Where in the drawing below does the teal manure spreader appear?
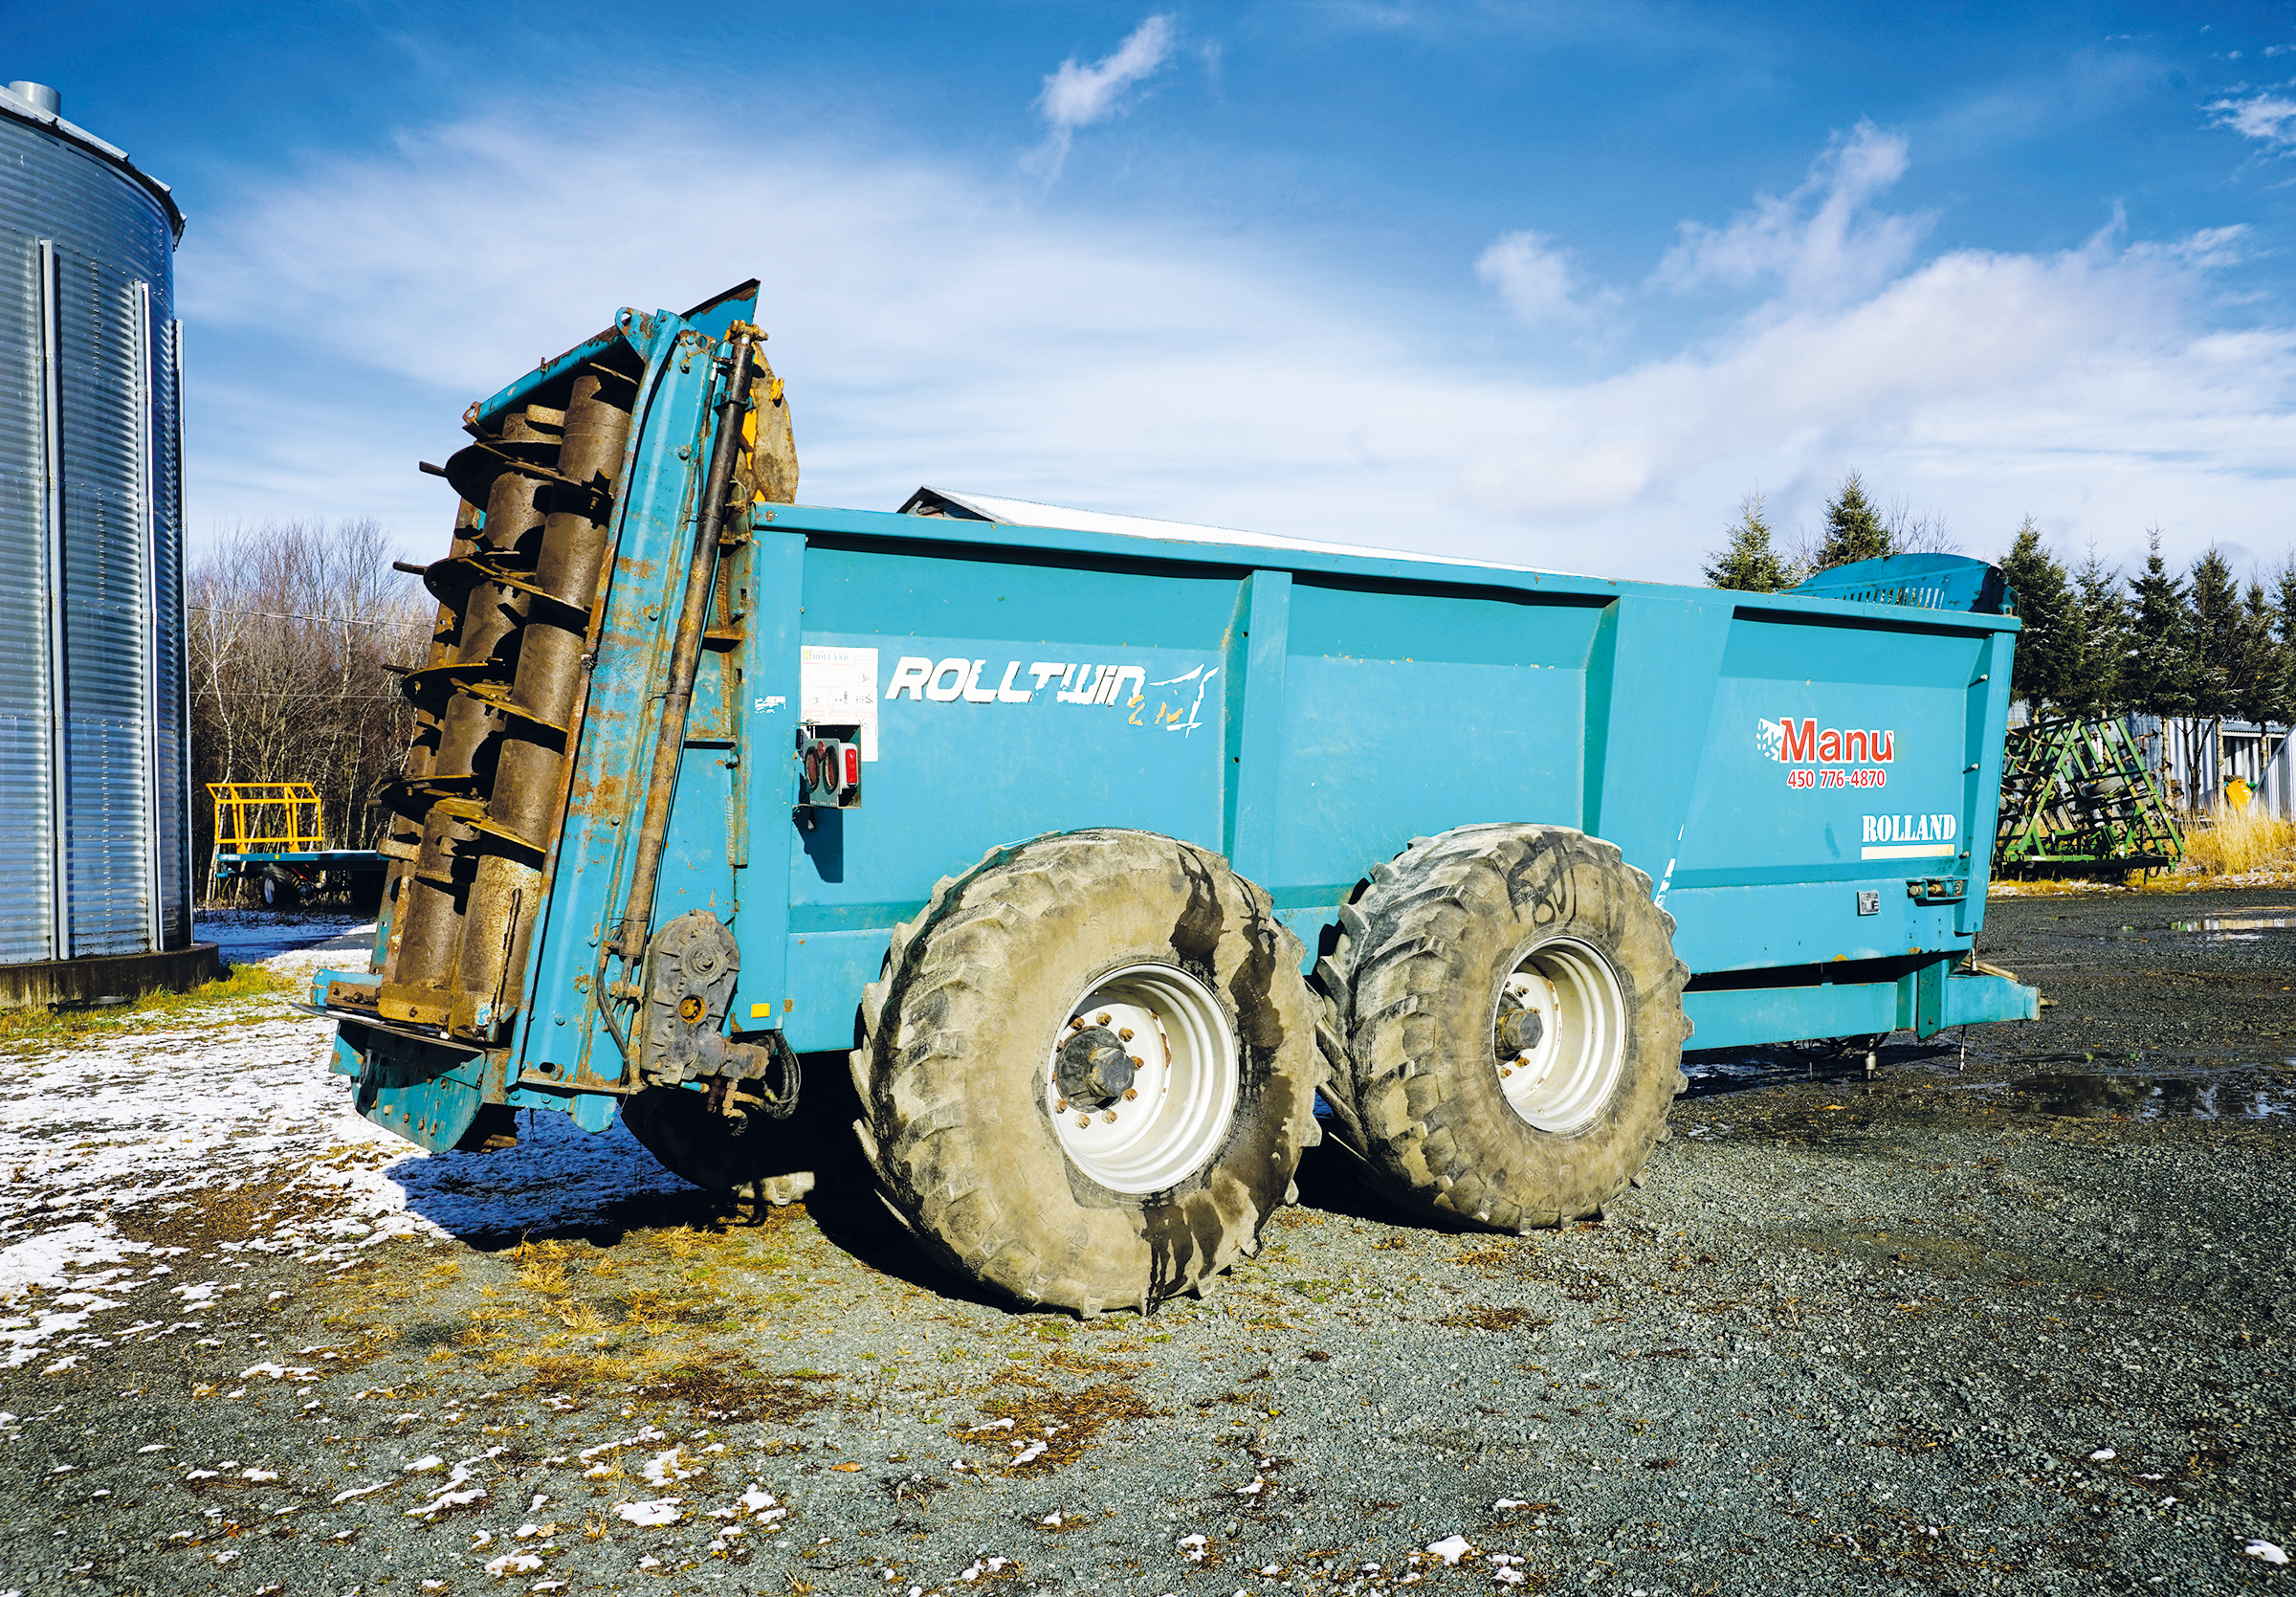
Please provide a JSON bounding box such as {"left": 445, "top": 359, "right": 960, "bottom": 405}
{"left": 313, "top": 281, "right": 2036, "bottom": 1315}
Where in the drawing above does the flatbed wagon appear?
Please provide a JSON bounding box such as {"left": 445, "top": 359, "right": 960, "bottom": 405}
{"left": 207, "top": 781, "right": 386, "bottom": 908}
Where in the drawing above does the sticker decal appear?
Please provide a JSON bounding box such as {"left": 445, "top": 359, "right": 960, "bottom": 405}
{"left": 1763, "top": 717, "right": 1896, "bottom": 765}
{"left": 801, "top": 646, "right": 878, "bottom": 761}
{"left": 1862, "top": 813, "right": 1956, "bottom": 860}
{"left": 884, "top": 656, "right": 1150, "bottom": 710}
{"left": 1147, "top": 666, "right": 1218, "bottom": 735}
{"left": 1766, "top": 715, "right": 1896, "bottom": 789}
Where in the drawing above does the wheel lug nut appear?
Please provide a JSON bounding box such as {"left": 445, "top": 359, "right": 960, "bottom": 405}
{"left": 1102, "top": 1111, "right": 1118, "bottom": 1123}
{"left": 1095, "top": 1011, "right": 1112, "bottom": 1025}
{"left": 1123, "top": 1088, "right": 1138, "bottom": 1101}
{"left": 1128, "top": 1054, "right": 1142, "bottom": 1068}
{"left": 1076, "top": 1114, "right": 1091, "bottom": 1128}
{"left": 1118, "top": 1028, "right": 1134, "bottom": 1041}
{"left": 1055, "top": 1098, "right": 1070, "bottom": 1113}
{"left": 1069, "top": 1017, "right": 1085, "bottom": 1031}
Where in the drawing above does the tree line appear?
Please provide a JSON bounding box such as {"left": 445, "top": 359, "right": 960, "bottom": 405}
{"left": 188, "top": 519, "right": 431, "bottom": 894}
{"left": 1702, "top": 471, "right": 1955, "bottom": 590}
{"left": 1994, "top": 522, "right": 2296, "bottom": 734}
{"left": 1703, "top": 472, "right": 2296, "bottom": 738}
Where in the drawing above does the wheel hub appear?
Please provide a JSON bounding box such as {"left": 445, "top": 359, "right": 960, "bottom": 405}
{"left": 1055, "top": 1026, "right": 1137, "bottom": 1105}
{"left": 1494, "top": 1000, "right": 1545, "bottom": 1057}
{"left": 1045, "top": 963, "right": 1238, "bottom": 1194}
{"left": 1491, "top": 938, "right": 1627, "bottom": 1134}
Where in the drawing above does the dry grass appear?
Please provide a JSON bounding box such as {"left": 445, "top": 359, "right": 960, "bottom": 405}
{"left": 554, "top": 1300, "right": 608, "bottom": 1336}
{"left": 112, "top": 1176, "right": 308, "bottom": 1253}
{"left": 1437, "top": 1305, "right": 1554, "bottom": 1332}
{"left": 1988, "top": 876, "right": 2130, "bottom": 898}
{"left": 631, "top": 1362, "right": 841, "bottom": 1423}
{"left": 2183, "top": 804, "right": 2296, "bottom": 878}
{"left": 0, "top": 964, "right": 295, "bottom": 1052}
{"left": 1036, "top": 1345, "right": 1143, "bottom": 1378}
{"left": 511, "top": 1239, "right": 572, "bottom": 1296}
{"left": 526, "top": 1351, "right": 621, "bottom": 1389}
{"left": 958, "top": 1368, "right": 1158, "bottom": 1472}
{"left": 658, "top": 1227, "right": 716, "bottom": 1261}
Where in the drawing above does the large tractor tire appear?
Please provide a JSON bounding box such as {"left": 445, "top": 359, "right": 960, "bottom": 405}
{"left": 850, "top": 829, "right": 1321, "bottom": 1317}
{"left": 1314, "top": 824, "right": 1689, "bottom": 1232}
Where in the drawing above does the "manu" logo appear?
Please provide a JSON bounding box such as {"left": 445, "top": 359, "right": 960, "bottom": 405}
{"left": 1760, "top": 717, "right": 1896, "bottom": 765}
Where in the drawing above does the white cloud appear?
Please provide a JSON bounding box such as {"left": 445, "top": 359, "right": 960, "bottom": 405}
{"left": 1655, "top": 122, "right": 1929, "bottom": 304}
{"left": 2208, "top": 91, "right": 2296, "bottom": 145}
{"left": 1466, "top": 230, "right": 2223, "bottom": 519}
{"left": 1030, "top": 15, "right": 1176, "bottom": 180}
{"left": 1475, "top": 231, "right": 1594, "bottom": 326}
{"left": 2133, "top": 222, "right": 2249, "bottom": 268}
{"left": 175, "top": 107, "right": 2296, "bottom": 586}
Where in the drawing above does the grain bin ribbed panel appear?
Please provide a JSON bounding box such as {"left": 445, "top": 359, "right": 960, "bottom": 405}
{"left": 0, "top": 232, "right": 51, "bottom": 965}
{"left": 152, "top": 318, "right": 188, "bottom": 947}
{"left": 0, "top": 84, "right": 191, "bottom": 974}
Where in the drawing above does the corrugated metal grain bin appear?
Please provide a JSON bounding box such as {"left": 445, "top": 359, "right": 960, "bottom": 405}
{"left": 0, "top": 79, "right": 210, "bottom": 1006}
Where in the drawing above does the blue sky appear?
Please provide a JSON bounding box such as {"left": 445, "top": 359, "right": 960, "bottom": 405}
{"left": 12, "top": 1, "right": 2295, "bottom": 583}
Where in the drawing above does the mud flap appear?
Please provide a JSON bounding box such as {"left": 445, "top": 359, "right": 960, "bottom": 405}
{"left": 348, "top": 1026, "right": 490, "bottom": 1152}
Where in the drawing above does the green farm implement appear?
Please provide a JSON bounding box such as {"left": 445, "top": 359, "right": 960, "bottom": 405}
{"left": 1994, "top": 716, "right": 2182, "bottom": 876}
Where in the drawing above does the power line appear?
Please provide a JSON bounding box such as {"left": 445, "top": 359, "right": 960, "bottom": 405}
{"left": 188, "top": 606, "right": 429, "bottom": 630}
{"left": 192, "top": 690, "right": 410, "bottom": 701}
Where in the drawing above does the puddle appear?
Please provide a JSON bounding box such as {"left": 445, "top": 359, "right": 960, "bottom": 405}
{"left": 2167, "top": 914, "right": 2296, "bottom": 940}
{"left": 2002, "top": 1070, "right": 2296, "bottom": 1120}
{"left": 1681, "top": 1041, "right": 1898, "bottom": 1098}
{"left": 1683, "top": 1043, "right": 2296, "bottom": 1123}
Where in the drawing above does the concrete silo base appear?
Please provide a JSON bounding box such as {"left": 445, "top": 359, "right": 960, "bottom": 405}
{"left": 0, "top": 943, "right": 222, "bottom": 1011}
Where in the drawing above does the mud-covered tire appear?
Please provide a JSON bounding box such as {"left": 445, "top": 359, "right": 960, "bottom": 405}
{"left": 1314, "top": 823, "right": 1689, "bottom": 1232}
{"left": 850, "top": 829, "right": 1321, "bottom": 1317}
{"left": 622, "top": 1087, "right": 815, "bottom": 1206}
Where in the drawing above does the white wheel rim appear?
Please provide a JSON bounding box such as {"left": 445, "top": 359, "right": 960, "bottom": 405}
{"left": 1493, "top": 938, "right": 1627, "bottom": 1133}
{"left": 1046, "top": 962, "right": 1238, "bottom": 1194}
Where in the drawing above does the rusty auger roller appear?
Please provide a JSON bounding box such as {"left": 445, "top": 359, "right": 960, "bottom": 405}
{"left": 367, "top": 340, "right": 648, "bottom": 1043}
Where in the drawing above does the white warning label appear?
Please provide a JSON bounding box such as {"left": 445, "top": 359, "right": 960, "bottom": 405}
{"left": 800, "top": 645, "right": 878, "bottom": 762}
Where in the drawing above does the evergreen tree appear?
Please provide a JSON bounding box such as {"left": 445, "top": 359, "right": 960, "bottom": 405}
{"left": 2232, "top": 579, "right": 2288, "bottom": 732}
{"left": 2187, "top": 546, "right": 2241, "bottom": 726}
{"left": 1703, "top": 492, "right": 1797, "bottom": 592}
{"left": 2277, "top": 558, "right": 2296, "bottom": 729}
{"left": 2121, "top": 529, "right": 2194, "bottom": 721}
{"left": 1814, "top": 471, "right": 1894, "bottom": 570}
{"left": 1998, "top": 516, "right": 2071, "bottom": 714}
{"left": 2060, "top": 552, "right": 2128, "bottom": 718}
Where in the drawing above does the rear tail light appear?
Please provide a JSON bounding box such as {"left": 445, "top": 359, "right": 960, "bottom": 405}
{"left": 797, "top": 723, "right": 863, "bottom": 810}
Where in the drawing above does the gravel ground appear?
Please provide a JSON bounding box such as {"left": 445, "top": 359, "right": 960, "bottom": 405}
{"left": 0, "top": 890, "right": 2290, "bottom": 1596}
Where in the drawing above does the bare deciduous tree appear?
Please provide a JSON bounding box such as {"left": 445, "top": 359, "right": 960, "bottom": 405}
{"left": 187, "top": 519, "right": 430, "bottom": 898}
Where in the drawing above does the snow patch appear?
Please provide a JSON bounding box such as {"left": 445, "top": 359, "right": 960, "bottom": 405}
{"left": 615, "top": 1498, "right": 683, "bottom": 1526}
{"left": 642, "top": 1447, "right": 698, "bottom": 1485}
